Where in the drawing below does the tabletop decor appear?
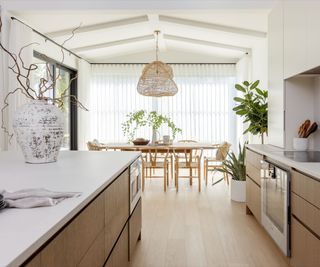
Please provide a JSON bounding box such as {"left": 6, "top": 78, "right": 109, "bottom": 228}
{"left": 233, "top": 80, "right": 268, "bottom": 144}
{"left": 122, "top": 109, "right": 181, "bottom": 144}
{"left": 0, "top": 18, "right": 87, "bottom": 163}
{"left": 137, "top": 30, "right": 178, "bottom": 97}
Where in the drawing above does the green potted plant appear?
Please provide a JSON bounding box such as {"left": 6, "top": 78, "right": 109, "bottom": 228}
{"left": 122, "top": 110, "right": 181, "bottom": 143}
{"left": 233, "top": 80, "right": 268, "bottom": 144}
{"left": 218, "top": 143, "right": 246, "bottom": 202}
{"left": 147, "top": 111, "right": 181, "bottom": 144}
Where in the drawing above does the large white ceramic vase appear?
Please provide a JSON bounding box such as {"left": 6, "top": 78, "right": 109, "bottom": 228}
{"left": 13, "top": 100, "right": 65, "bottom": 164}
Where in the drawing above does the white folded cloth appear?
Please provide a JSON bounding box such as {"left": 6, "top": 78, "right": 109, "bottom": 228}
{"left": 0, "top": 188, "right": 81, "bottom": 209}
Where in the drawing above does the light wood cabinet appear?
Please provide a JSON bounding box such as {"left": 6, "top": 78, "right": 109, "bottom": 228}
{"left": 246, "top": 149, "right": 263, "bottom": 170}
{"left": 246, "top": 163, "right": 261, "bottom": 186}
{"left": 129, "top": 199, "right": 142, "bottom": 260}
{"left": 290, "top": 217, "right": 320, "bottom": 267}
{"left": 291, "top": 169, "right": 320, "bottom": 267}
{"left": 291, "top": 169, "right": 320, "bottom": 208}
{"left": 291, "top": 193, "right": 320, "bottom": 237}
{"left": 21, "top": 166, "right": 139, "bottom": 267}
{"left": 246, "top": 177, "right": 261, "bottom": 223}
{"left": 24, "top": 255, "right": 41, "bottom": 267}
{"left": 105, "top": 169, "right": 130, "bottom": 260}
{"left": 78, "top": 230, "right": 105, "bottom": 267}
{"left": 245, "top": 149, "right": 262, "bottom": 223}
{"left": 40, "top": 192, "right": 105, "bottom": 267}
{"left": 104, "top": 224, "right": 129, "bottom": 267}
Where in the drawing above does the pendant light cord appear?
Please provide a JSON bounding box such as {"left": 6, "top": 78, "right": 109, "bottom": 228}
{"left": 155, "top": 30, "right": 160, "bottom": 61}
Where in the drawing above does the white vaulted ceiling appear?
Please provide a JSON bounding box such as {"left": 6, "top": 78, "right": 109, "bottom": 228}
{"left": 10, "top": 2, "right": 270, "bottom": 63}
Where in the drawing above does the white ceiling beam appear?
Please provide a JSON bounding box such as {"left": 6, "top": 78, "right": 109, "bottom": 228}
{"left": 147, "top": 14, "right": 167, "bottom": 51}
{"left": 46, "top": 15, "right": 149, "bottom": 38}
{"left": 72, "top": 35, "right": 154, "bottom": 53}
{"left": 159, "top": 15, "right": 267, "bottom": 38}
{"left": 164, "top": 34, "right": 250, "bottom": 53}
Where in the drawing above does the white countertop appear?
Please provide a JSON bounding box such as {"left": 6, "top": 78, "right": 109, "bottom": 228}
{"left": 0, "top": 151, "right": 140, "bottom": 267}
{"left": 247, "top": 144, "right": 320, "bottom": 180}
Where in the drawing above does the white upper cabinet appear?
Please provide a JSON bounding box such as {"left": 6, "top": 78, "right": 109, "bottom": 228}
{"left": 306, "top": 1, "right": 320, "bottom": 71}
{"left": 283, "top": 1, "right": 320, "bottom": 79}
{"left": 283, "top": 1, "right": 308, "bottom": 79}
{"left": 268, "top": 1, "right": 285, "bottom": 147}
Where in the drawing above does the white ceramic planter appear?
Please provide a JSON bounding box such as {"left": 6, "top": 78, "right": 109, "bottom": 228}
{"left": 293, "top": 137, "right": 309, "bottom": 151}
{"left": 230, "top": 179, "right": 246, "bottom": 202}
{"left": 13, "top": 100, "right": 65, "bottom": 164}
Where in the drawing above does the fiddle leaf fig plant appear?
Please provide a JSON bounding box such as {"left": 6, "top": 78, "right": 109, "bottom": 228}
{"left": 233, "top": 80, "right": 268, "bottom": 144}
{"left": 122, "top": 110, "right": 182, "bottom": 142}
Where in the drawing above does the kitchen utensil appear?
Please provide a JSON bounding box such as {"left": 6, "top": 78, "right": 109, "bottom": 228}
{"left": 305, "top": 122, "right": 318, "bottom": 138}
{"left": 299, "top": 119, "right": 311, "bottom": 138}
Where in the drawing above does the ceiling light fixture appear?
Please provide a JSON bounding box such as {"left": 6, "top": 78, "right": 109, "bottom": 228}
{"left": 137, "top": 30, "right": 178, "bottom": 97}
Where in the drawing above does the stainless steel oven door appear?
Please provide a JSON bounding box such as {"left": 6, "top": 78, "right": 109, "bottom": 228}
{"left": 130, "top": 158, "right": 142, "bottom": 214}
{"left": 261, "top": 161, "right": 290, "bottom": 256}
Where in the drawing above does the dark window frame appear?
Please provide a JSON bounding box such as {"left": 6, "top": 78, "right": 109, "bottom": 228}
{"left": 33, "top": 51, "right": 78, "bottom": 150}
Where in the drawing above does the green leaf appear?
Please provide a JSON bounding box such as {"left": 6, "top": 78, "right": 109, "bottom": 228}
{"left": 233, "top": 97, "right": 244, "bottom": 102}
{"left": 235, "top": 84, "right": 246, "bottom": 93}
{"left": 243, "top": 81, "right": 250, "bottom": 87}
{"left": 250, "top": 80, "right": 260, "bottom": 90}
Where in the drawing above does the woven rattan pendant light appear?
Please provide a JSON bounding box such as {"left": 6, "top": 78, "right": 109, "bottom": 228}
{"left": 137, "top": 30, "right": 178, "bottom": 97}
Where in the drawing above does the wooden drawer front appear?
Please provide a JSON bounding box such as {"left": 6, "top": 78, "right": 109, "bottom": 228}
{"left": 24, "top": 254, "right": 41, "bottom": 267}
{"left": 105, "top": 169, "right": 130, "bottom": 259}
{"left": 78, "top": 229, "right": 105, "bottom": 267}
{"left": 246, "top": 162, "right": 261, "bottom": 186}
{"left": 246, "top": 149, "right": 263, "bottom": 170}
{"left": 290, "top": 216, "right": 320, "bottom": 267}
{"left": 292, "top": 193, "right": 320, "bottom": 237}
{"left": 246, "top": 177, "right": 261, "bottom": 223}
{"left": 104, "top": 223, "right": 129, "bottom": 267}
{"left": 291, "top": 169, "right": 320, "bottom": 208}
{"left": 129, "top": 198, "right": 142, "bottom": 260}
{"left": 40, "top": 193, "right": 105, "bottom": 267}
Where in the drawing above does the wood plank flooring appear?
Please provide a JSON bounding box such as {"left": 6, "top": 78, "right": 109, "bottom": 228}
{"left": 130, "top": 176, "right": 290, "bottom": 267}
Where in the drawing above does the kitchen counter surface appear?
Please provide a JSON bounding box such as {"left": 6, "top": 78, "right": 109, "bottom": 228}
{"left": 0, "top": 151, "right": 140, "bottom": 267}
{"left": 247, "top": 144, "right": 320, "bottom": 181}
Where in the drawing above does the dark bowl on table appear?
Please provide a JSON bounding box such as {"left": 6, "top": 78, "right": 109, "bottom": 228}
{"left": 132, "top": 139, "right": 150, "bottom": 146}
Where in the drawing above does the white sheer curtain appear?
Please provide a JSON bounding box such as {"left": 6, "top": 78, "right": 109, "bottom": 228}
{"left": 89, "top": 64, "right": 236, "bottom": 147}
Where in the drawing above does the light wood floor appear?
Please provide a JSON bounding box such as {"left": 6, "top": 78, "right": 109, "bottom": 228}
{"left": 130, "top": 175, "right": 290, "bottom": 267}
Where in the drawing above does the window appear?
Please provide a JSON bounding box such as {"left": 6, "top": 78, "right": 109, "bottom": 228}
{"left": 90, "top": 64, "right": 236, "bottom": 146}
{"left": 33, "top": 52, "right": 78, "bottom": 150}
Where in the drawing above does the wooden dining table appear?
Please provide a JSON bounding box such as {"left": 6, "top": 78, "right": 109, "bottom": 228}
{"left": 104, "top": 142, "right": 216, "bottom": 153}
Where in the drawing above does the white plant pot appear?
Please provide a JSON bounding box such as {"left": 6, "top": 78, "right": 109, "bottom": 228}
{"left": 13, "top": 100, "right": 65, "bottom": 164}
{"left": 230, "top": 179, "right": 246, "bottom": 202}
{"left": 293, "top": 137, "right": 309, "bottom": 151}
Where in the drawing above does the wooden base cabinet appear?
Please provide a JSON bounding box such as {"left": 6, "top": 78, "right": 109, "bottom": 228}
{"left": 245, "top": 149, "right": 262, "bottom": 223}
{"left": 290, "top": 217, "right": 320, "bottom": 267}
{"left": 129, "top": 199, "right": 142, "bottom": 260}
{"left": 104, "top": 223, "right": 129, "bottom": 267}
{"left": 22, "top": 167, "right": 140, "bottom": 267}
{"left": 246, "top": 177, "right": 261, "bottom": 223}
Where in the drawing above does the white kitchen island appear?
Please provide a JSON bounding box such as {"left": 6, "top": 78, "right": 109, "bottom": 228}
{"left": 0, "top": 151, "right": 141, "bottom": 267}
